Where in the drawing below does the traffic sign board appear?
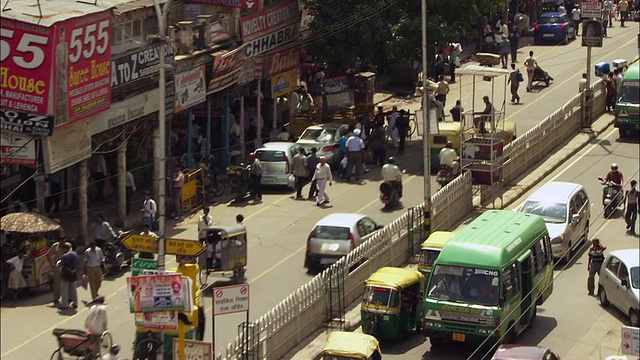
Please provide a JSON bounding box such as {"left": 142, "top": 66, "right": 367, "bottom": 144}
{"left": 213, "top": 284, "right": 250, "bottom": 315}
{"left": 123, "top": 234, "right": 158, "bottom": 253}
{"left": 131, "top": 258, "right": 157, "bottom": 276}
{"left": 165, "top": 238, "right": 205, "bottom": 256}
{"left": 621, "top": 325, "right": 639, "bottom": 356}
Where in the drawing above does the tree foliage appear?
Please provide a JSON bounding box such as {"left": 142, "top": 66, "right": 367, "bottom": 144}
{"left": 301, "top": 0, "right": 504, "bottom": 74}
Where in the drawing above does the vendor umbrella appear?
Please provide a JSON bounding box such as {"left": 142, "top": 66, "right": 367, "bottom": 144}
{"left": 0, "top": 212, "right": 61, "bottom": 233}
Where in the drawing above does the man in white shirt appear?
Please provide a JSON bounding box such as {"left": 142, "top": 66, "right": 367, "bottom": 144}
{"left": 381, "top": 157, "right": 403, "bottom": 197}
{"left": 85, "top": 296, "right": 108, "bottom": 357}
{"left": 312, "top": 157, "right": 333, "bottom": 206}
{"left": 172, "top": 165, "right": 185, "bottom": 219}
{"left": 436, "top": 76, "right": 450, "bottom": 108}
{"left": 84, "top": 241, "right": 105, "bottom": 300}
{"left": 346, "top": 129, "right": 366, "bottom": 182}
{"left": 139, "top": 224, "right": 158, "bottom": 259}
{"left": 6, "top": 251, "right": 27, "bottom": 300}
{"left": 386, "top": 107, "right": 399, "bottom": 148}
{"left": 571, "top": 5, "right": 581, "bottom": 35}
{"left": 578, "top": 73, "right": 588, "bottom": 94}
{"left": 439, "top": 141, "right": 459, "bottom": 173}
{"left": 125, "top": 170, "right": 136, "bottom": 214}
{"left": 141, "top": 191, "right": 157, "bottom": 229}
{"left": 198, "top": 207, "right": 213, "bottom": 233}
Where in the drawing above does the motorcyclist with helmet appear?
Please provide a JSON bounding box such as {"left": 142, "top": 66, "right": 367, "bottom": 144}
{"left": 438, "top": 141, "right": 459, "bottom": 175}
{"left": 602, "top": 163, "right": 624, "bottom": 191}
{"left": 381, "top": 157, "right": 403, "bottom": 198}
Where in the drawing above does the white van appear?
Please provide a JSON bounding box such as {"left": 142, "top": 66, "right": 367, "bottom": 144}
{"left": 518, "top": 182, "right": 590, "bottom": 262}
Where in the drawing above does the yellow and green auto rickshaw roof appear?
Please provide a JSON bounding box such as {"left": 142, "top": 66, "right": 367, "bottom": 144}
{"left": 365, "top": 267, "right": 425, "bottom": 289}
{"left": 420, "top": 231, "right": 455, "bottom": 250}
{"left": 200, "top": 223, "right": 247, "bottom": 238}
{"left": 322, "top": 331, "right": 380, "bottom": 359}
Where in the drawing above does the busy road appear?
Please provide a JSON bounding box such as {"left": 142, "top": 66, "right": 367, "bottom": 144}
{"left": 1, "top": 22, "right": 638, "bottom": 360}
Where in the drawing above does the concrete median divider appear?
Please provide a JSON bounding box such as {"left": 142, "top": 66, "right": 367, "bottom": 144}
{"left": 217, "top": 82, "right": 608, "bottom": 359}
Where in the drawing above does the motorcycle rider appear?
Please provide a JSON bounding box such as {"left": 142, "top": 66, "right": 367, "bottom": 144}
{"left": 439, "top": 141, "right": 459, "bottom": 175}
{"left": 602, "top": 163, "right": 624, "bottom": 202}
{"left": 381, "top": 157, "right": 403, "bottom": 198}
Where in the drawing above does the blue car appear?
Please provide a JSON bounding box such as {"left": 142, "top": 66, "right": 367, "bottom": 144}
{"left": 533, "top": 12, "right": 576, "bottom": 45}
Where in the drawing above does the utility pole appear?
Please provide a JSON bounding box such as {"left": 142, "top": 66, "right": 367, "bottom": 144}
{"left": 421, "top": 0, "right": 432, "bottom": 235}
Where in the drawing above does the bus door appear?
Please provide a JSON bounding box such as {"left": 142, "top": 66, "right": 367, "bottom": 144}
{"left": 518, "top": 252, "right": 533, "bottom": 325}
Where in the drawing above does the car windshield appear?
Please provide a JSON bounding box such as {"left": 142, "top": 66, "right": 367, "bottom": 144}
{"left": 521, "top": 201, "right": 567, "bottom": 223}
{"left": 428, "top": 265, "right": 501, "bottom": 306}
{"left": 312, "top": 226, "right": 350, "bottom": 240}
{"left": 631, "top": 266, "right": 639, "bottom": 289}
{"left": 300, "top": 128, "right": 334, "bottom": 142}
{"left": 362, "top": 285, "right": 399, "bottom": 308}
{"left": 256, "top": 150, "right": 286, "bottom": 162}
{"left": 538, "top": 16, "right": 565, "bottom": 25}
{"left": 620, "top": 82, "right": 640, "bottom": 104}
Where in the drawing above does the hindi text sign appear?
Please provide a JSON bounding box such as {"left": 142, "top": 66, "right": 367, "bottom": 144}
{"left": 123, "top": 234, "right": 159, "bottom": 253}
{"left": 135, "top": 311, "right": 178, "bottom": 330}
{"left": 165, "top": 238, "right": 205, "bottom": 256}
{"left": 213, "top": 284, "right": 250, "bottom": 315}
{"left": 581, "top": 0, "right": 603, "bottom": 19}
{"left": 621, "top": 325, "right": 639, "bottom": 356}
{"left": 172, "top": 339, "right": 212, "bottom": 360}
{"left": 131, "top": 258, "right": 157, "bottom": 276}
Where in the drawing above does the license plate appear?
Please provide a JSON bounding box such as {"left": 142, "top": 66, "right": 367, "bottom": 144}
{"left": 452, "top": 333, "right": 466, "bottom": 342}
{"left": 543, "top": 33, "right": 554, "bottom": 37}
{"left": 320, "top": 258, "right": 337, "bottom": 265}
{"left": 262, "top": 177, "right": 276, "bottom": 183}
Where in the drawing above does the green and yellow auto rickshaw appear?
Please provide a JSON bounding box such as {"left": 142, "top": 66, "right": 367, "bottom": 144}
{"left": 321, "top": 331, "right": 382, "bottom": 360}
{"left": 361, "top": 267, "right": 426, "bottom": 340}
{"left": 418, "top": 231, "right": 455, "bottom": 278}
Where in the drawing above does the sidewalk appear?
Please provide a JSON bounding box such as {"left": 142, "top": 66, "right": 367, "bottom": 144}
{"left": 284, "top": 114, "right": 615, "bottom": 360}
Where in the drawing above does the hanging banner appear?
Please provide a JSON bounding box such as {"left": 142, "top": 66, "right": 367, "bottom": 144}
{"left": 266, "top": 43, "right": 300, "bottom": 77}
{"left": 207, "top": 43, "right": 248, "bottom": 94}
{"left": 240, "top": 0, "right": 300, "bottom": 57}
{"left": 1, "top": 131, "right": 36, "bottom": 166}
{"left": 0, "top": 109, "right": 54, "bottom": 136}
{"left": 42, "top": 119, "right": 91, "bottom": 174}
{"left": 127, "top": 274, "right": 188, "bottom": 313}
{"left": 271, "top": 68, "right": 299, "bottom": 98}
{"left": 175, "top": 66, "right": 207, "bottom": 113}
{"left": 0, "top": 19, "right": 56, "bottom": 116}
{"left": 581, "top": 20, "right": 603, "bottom": 47}
{"left": 54, "top": 10, "right": 112, "bottom": 128}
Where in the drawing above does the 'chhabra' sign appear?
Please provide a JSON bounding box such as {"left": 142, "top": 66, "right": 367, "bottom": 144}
{"left": 0, "top": 109, "right": 54, "bottom": 136}
{"left": 207, "top": 43, "right": 248, "bottom": 94}
{"left": 240, "top": 0, "right": 300, "bottom": 58}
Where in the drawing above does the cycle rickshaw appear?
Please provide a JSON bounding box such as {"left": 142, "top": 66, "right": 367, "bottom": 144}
{"left": 198, "top": 223, "right": 247, "bottom": 286}
{"left": 50, "top": 328, "right": 112, "bottom": 359}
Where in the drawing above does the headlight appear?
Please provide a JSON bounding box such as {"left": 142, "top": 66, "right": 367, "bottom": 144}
{"left": 551, "top": 235, "right": 564, "bottom": 244}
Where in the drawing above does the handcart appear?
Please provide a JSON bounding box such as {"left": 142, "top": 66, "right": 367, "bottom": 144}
{"left": 50, "top": 328, "right": 112, "bottom": 359}
{"left": 532, "top": 66, "right": 554, "bottom": 87}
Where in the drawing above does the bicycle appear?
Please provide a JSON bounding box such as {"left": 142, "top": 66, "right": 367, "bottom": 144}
{"left": 50, "top": 328, "right": 112, "bottom": 359}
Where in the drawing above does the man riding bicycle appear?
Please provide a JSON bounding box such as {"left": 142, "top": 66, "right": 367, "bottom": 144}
{"left": 85, "top": 296, "right": 108, "bottom": 359}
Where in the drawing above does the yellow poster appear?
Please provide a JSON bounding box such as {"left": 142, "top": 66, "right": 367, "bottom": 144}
{"left": 271, "top": 68, "right": 299, "bottom": 98}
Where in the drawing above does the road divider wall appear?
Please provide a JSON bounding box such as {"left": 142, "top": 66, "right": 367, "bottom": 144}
{"left": 218, "top": 83, "right": 605, "bottom": 359}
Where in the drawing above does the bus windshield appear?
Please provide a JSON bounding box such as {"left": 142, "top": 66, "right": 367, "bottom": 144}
{"left": 362, "top": 286, "right": 399, "bottom": 308}
{"left": 619, "top": 82, "right": 640, "bottom": 104}
{"left": 428, "top": 265, "right": 501, "bottom": 306}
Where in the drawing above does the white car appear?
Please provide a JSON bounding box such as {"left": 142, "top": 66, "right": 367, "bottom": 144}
{"left": 598, "top": 249, "right": 640, "bottom": 327}
{"left": 254, "top": 142, "right": 300, "bottom": 189}
{"left": 304, "top": 213, "right": 383, "bottom": 271}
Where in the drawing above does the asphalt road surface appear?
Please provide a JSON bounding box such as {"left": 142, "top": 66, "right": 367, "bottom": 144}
{"left": 1, "top": 24, "right": 638, "bottom": 360}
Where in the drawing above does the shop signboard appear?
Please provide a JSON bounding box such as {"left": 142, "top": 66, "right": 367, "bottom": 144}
{"left": 42, "top": 119, "right": 91, "bottom": 174}
{"left": 208, "top": 43, "right": 248, "bottom": 94}
{"left": 581, "top": 0, "right": 603, "bottom": 19}
{"left": 185, "top": 0, "right": 258, "bottom": 10}
{"left": 0, "top": 131, "right": 36, "bottom": 166}
{"left": 239, "top": 56, "right": 263, "bottom": 84}
{"left": 0, "top": 109, "right": 54, "bottom": 136}
{"left": 172, "top": 339, "right": 212, "bottom": 360}
{"left": 240, "top": 0, "right": 300, "bottom": 57}
{"left": 110, "top": 43, "right": 176, "bottom": 88}
{"left": 0, "top": 19, "right": 56, "bottom": 116}
{"left": 175, "top": 66, "right": 206, "bottom": 113}
{"left": 135, "top": 311, "right": 178, "bottom": 330}
{"left": 581, "top": 20, "right": 603, "bottom": 47}
{"left": 127, "top": 274, "right": 188, "bottom": 313}
{"left": 323, "top": 77, "right": 352, "bottom": 110}
{"left": 54, "top": 10, "right": 112, "bottom": 128}
{"left": 266, "top": 43, "right": 300, "bottom": 78}
{"left": 271, "top": 68, "right": 298, "bottom": 98}
{"left": 90, "top": 88, "right": 160, "bottom": 136}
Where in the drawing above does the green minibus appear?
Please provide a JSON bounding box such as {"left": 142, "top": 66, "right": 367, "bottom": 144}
{"left": 421, "top": 210, "right": 554, "bottom": 346}
{"left": 614, "top": 61, "right": 639, "bottom": 138}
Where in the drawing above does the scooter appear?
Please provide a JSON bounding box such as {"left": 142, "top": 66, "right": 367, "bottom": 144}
{"left": 436, "top": 161, "right": 460, "bottom": 188}
{"left": 598, "top": 177, "right": 622, "bottom": 218}
{"left": 379, "top": 182, "right": 400, "bottom": 210}
{"left": 102, "top": 230, "right": 134, "bottom": 275}
{"left": 227, "top": 164, "right": 252, "bottom": 201}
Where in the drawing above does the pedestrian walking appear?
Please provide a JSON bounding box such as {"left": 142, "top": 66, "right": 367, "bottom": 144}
{"left": 507, "top": 63, "right": 523, "bottom": 103}
{"left": 603, "top": 72, "right": 617, "bottom": 112}
{"left": 312, "top": 157, "right": 333, "bottom": 206}
{"left": 508, "top": 27, "right": 519, "bottom": 63}
{"left": 618, "top": 0, "right": 629, "bottom": 26}
{"left": 571, "top": 5, "right": 581, "bottom": 34}
{"left": 172, "top": 165, "right": 185, "bottom": 219}
{"left": 84, "top": 240, "right": 106, "bottom": 301}
{"left": 138, "top": 224, "right": 158, "bottom": 259}
{"left": 578, "top": 73, "right": 588, "bottom": 93}
{"left": 370, "top": 125, "right": 387, "bottom": 167}
{"left": 249, "top": 153, "right": 262, "bottom": 201}
{"left": 292, "top": 148, "right": 308, "bottom": 199}
{"left": 435, "top": 76, "right": 450, "bottom": 108}
{"left": 91, "top": 214, "right": 117, "bottom": 248}
{"left": 346, "top": 128, "right": 365, "bottom": 182}
{"left": 198, "top": 207, "right": 213, "bottom": 232}
{"left": 524, "top": 51, "right": 538, "bottom": 92}
{"left": 602, "top": 5, "right": 610, "bottom": 36}
{"left": 386, "top": 107, "right": 399, "bottom": 148}
{"left": 448, "top": 44, "right": 458, "bottom": 83}
{"left": 47, "top": 234, "right": 68, "bottom": 305}
{"left": 449, "top": 100, "right": 464, "bottom": 122}
{"left": 625, "top": 180, "right": 639, "bottom": 234}
{"left": 125, "top": 170, "right": 136, "bottom": 215}
{"left": 58, "top": 243, "right": 79, "bottom": 309}
{"left": 306, "top": 148, "right": 319, "bottom": 199}
{"left": 395, "top": 110, "right": 409, "bottom": 155}
{"left": 141, "top": 190, "right": 157, "bottom": 230}
{"left": 6, "top": 250, "right": 28, "bottom": 301}
{"left": 587, "top": 238, "right": 606, "bottom": 296}
{"left": 499, "top": 35, "right": 510, "bottom": 69}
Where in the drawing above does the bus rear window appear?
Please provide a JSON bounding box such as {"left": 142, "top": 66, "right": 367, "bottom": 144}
{"left": 362, "top": 286, "right": 399, "bottom": 308}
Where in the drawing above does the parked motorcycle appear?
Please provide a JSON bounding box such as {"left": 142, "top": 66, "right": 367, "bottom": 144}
{"left": 379, "top": 182, "right": 400, "bottom": 210}
{"left": 205, "top": 167, "right": 225, "bottom": 198}
{"left": 436, "top": 162, "right": 460, "bottom": 188}
{"left": 102, "top": 230, "right": 134, "bottom": 275}
{"left": 598, "top": 177, "right": 622, "bottom": 218}
{"left": 227, "top": 164, "right": 251, "bottom": 201}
